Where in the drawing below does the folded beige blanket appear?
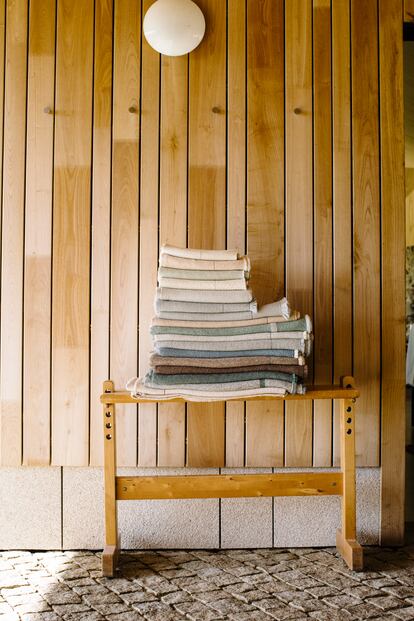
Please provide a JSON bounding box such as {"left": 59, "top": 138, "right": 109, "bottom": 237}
{"left": 151, "top": 311, "right": 300, "bottom": 329}
{"left": 160, "top": 253, "right": 250, "bottom": 271}
{"left": 149, "top": 353, "right": 306, "bottom": 367}
{"left": 159, "top": 267, "right": 247, "bottom": 280}
{"left": 156, "top": 287, "right": 254, "bottom": 304}
{"left": 157, "top": 277, "right": 247, "bottom": 291}
{"left": 161, "top": 245, "right": 238, "bottom": 261}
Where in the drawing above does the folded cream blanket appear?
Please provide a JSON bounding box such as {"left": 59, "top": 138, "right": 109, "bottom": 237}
{"left": 126, "top": 376, "right": 287, "bottom": 401}
{"left": 159, "top": 253, "right": 250, "bottom": 271}
{"left": 157, "top": 311, "right": 260, "bottom": 321}
{"left": 157, "top": 277, "right": 247, "bottom": 291}
{"left": 158, "top": 267, "right": 248, "bottom": 280}
{"left": 154, "top": 337, "right": 309, "bottom": 352}
{"left": 153, "top": 331, "right": 309, "bottom": 343}
{"left": 156, "top": 287, "right": 254, "bottom": 304}
{"left": 161, "top": 245, "right": 238, "bottom": 261}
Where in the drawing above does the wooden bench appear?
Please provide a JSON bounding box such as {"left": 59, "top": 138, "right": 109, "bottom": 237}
{"left": 100, "top": 376, "right": 362, "bottom": 577}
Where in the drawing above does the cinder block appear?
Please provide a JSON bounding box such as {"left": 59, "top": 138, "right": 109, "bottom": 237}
{"left": 0, "top": 467, "right": 61, "bottom": 550}
{"left": 220, "top": 468, "right": 273, "bottom": 548}
{"left": 63, "top": 467, "right": 219, "bottom": 549}
{"left": 273, "top": 468, "right": 380, "bottom": 547}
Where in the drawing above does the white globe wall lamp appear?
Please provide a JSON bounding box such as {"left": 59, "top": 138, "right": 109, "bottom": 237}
{"left": 143, "top": 0, "right": 206, "bottom": 56}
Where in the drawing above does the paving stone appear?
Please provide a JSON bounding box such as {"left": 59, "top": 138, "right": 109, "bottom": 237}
{"left": 5, "top": 548, "right": 414, "bottom": 621}
{"left": 52, "top": 602, "right": 90, "bottom": 615}
{"left": 322, "top": 593, "right": 362, "bottom": 609}
{"left": 208, "top": 597, "right": 254, "bottom": 614}
{"left": 309, "top": 610, "right": 357, "bottom": 621}
{"left": 106, "top": 613, "right": 145, "bottom": 621}
{"left": 381, "top": 584, "right": 414, "bottom": 598}
{"left": 174, "top": 600, "right": 224, "bottom": 620}
{"left": 229, "top": 611, "right": 274, "bottom": 621}
{"left": 391, "top": 607, "right": 414, "bottom": 620}
{"left": 161, "top": 590, "right": 194, "bottom": 605}
{"left": 21, "top": 614, "right": 61, "bottom": 621}
{"left": 367, "top": 595, "right": 406, "bottom": 611}
{"left": 119, "top": 590, "right": 157, "bottom": 605}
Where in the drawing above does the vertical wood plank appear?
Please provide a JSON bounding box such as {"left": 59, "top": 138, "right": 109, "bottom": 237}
{"left": 351, "top": 0, "right": 381, "bottom": 467}
{"left": 0, "top": 0, "right": 27, "bottom": 466}
{"left": 284, "top": 0, "right": 313, "bottom": 467}
{"left": 52, "top": 0, "right": 93, "bottom": 466}
{"left": 23, "top": 0, "right": 56, "bottom": 465}
{"left": 111, "top": 0, "right": 140, "bottom": 466}
{"left": 158, "top": 54, "right": 188, "bottom": 467}
{"left": 405, "top": 0, "right": 414, "bottom": 21}
{"left": 379, "top": 0, "right": 406, "bottom": 544}
{"left": 313, "top": 0, "right": 332, "bottom": 467}
{"left": 225, "top": 0, "right": 246, "bottom": 467}
{"left": 138, "top": 0, "right": 160, "bottom": 467}
{"left": 187, "top": 0, "right": 226, "bottom": 468}
{"left": 332, "top": 0, "right": 352, "bottom": 467}
{"left": 245, "top": 0, "right": 284, "bottom": 468}
{"left": 89, "top": 0, "right": 113, "bottom": 466}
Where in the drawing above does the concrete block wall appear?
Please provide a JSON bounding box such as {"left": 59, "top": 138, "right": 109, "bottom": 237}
{"left": 0, "top": 467, "right": 380, "bottom": 550}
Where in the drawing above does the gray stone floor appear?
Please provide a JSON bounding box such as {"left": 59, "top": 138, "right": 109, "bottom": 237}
{"left": 1, "top": 547, "right": 414, "bottom": 621}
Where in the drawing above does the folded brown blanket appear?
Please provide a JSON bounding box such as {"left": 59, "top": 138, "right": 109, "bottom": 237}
{"left": 153, "top": 364, "right": 308, "bottom": 378}
{"left": 149, "top": 353, "right": 306, "bottom": 368}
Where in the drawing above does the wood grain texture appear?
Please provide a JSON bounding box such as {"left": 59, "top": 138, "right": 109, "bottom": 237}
{"left": 0, "top": 0, "right": 27, "bottom": 466}
{"left": 117, "top": 472, "right": 343, "bottom": 500}
{"left": 225, "top": 0, "right": 246, "bottom": 467}
{"left": 111, "top": 0, "right": 140, "bottom": 466}
{"left": 351, "top": 0, "right": 381, "bottom": 467}
{"left": 158, "top": 54, "right": 188, "bottom": 467}
{"left": 246, "top": 0, "right": 284, "bottom": 468}
{"left": 23, "top": 0, "right": 55, "bottom": 465}
{"left": 405, "top": 0, "right": 414, "bottom": 21}
{"left": 379, "top": 0, "right": 406, "bottom": 544}
{"left": 90, "top": 0, "right": 113, "bottom": 466}
{"left": 284, "top": 0, "right": 313, "bottom": 468}
{"left": 52, "top": 0, "right": 93, "bottom": 466}
{"left": 332, "top": 0, "right": 352, "bottom": 467}
{"left": 313, "top": 0, "right": 332, "bottom": 467}
{"left": 187, "top": 0, "right": 226, "bottom": 468}
{"left": 138, "top": 0, "right": 160, "bottom": 468}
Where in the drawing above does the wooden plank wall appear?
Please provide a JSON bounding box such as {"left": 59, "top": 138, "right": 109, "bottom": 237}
{"left": 0, "top": 0, "right": 406, "bottom": 537}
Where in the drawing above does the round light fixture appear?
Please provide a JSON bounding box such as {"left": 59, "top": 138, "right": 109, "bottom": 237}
{"left": 143, "top": 0, "right": 205, "bottom": 56}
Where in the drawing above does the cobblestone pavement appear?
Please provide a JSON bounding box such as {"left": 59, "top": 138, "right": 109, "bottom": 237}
{"left": 2, "top": 546, "right": 414, "bottom": 621}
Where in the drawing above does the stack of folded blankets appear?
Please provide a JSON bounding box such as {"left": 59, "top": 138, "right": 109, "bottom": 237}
{"left": 127, "top": 246, "right": 313, "bottom": 401}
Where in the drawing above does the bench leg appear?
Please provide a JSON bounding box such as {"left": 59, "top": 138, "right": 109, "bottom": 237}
{"left": 103, "top": 380, "right": 118, "bottom": 577}
{"left": 337, "top": 397, "right": 363, "bottom": 571}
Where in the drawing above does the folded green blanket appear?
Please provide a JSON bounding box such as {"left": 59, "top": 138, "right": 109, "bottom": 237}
{"left": 151, "top": 319, "right": 311, "bottom": 336}
{"left": 144, "top": 374, "right": 298, "bottom": 393}
{"left": 155, "top": 298, "right": 258, "bottom": 314}
{"left": 146, "top": 369, "right": 298, "bottom": 385}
